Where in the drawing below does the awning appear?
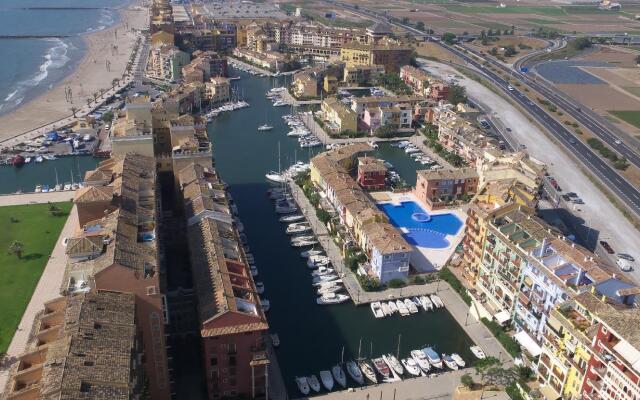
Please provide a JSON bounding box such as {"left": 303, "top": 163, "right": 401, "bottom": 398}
{"left": 514, "top": 330, "right": 542, "bottom": 357}
{"left": 538, "top": 384, "right": 561, "bottom": 400}
{"left": 494, "top": 310, "right": 511, "bottom": 325}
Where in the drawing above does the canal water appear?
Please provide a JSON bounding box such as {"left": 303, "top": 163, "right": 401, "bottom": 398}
{"left": 209, "top": 68, "right": 475, "bottom": 395}
{"left": 0, "top": 156, "right": 98, "bottom": 194}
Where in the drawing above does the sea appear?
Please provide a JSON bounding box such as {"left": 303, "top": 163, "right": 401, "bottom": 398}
{"left": 0, "top": 0, "right": 129, "bottom": 116}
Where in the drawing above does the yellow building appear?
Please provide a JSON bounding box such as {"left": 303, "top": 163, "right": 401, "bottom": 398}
{"left": 205, "top": 77, "right": 230, "bottom": 104}
{"left": 339, "top": 42, "right": 412, "bottom": 73}
{"left": 323, "top": 75, "right": 339, "bottom": 94}
{"left": 321, "top": 97, "right": 358, "bottom": 134}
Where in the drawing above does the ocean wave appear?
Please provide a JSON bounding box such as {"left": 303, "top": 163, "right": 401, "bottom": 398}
{"left": 98, "top": 9, "right": 115, "bottom": 26}
{"left": 4, "top": 90, "right": 18, "bottom": 102}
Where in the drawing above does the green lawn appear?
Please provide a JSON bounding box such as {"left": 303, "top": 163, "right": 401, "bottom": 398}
{"left": 0, "top": 202, "right": 72, "bottom": 354}
{"left": 609, "top": 111, "right": 640, "bottom": 129}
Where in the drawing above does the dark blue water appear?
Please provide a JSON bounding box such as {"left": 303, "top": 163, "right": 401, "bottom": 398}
{"left": 0, "top": 156, "right": 98, "bottom": 193}
{"left": 0, "top": 0, "right": 128, "bottom": 115}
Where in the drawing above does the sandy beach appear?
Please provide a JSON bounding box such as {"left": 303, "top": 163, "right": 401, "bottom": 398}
{"left": 0, "top": 1, "right": 148, "bottom": 140}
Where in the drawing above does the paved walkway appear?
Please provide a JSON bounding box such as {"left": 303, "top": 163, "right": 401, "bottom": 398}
{"left": 0, "top": 191, "right": 76, "bottom": 206}
{"left": 0, "top": 206, "right": 78, "bottom": 391}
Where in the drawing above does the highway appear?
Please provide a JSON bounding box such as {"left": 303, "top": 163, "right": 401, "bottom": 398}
{"left": 327, "top": 0, "right": 640, "bottom": 217}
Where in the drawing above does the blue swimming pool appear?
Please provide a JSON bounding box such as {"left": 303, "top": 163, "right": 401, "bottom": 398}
{"left": 377, "top": 201, "right": 463, "bottom": 249}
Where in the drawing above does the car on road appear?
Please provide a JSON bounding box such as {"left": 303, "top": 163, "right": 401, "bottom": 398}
{"left": 507, "top": 85, "right": 514, "bottom": 91}
{"left": 571, "top": 198, "right": 584, "bottom": 205}
{"left": 618, "top": 253, "right": 635, "bottom": 262}
{"left": 506, "top": 127, "right": 512, "bottom": 132}
{"left": 600, "top": 240, "right": 615, "bottom": 255}
{"left": 617, "top": 257, "right": 634, "bottom": 272}
{"left": 614, "top": 139, "right": 621, "bottom": 145}
{"left": 569, "top": 138, "right": 577, "bottom": 145}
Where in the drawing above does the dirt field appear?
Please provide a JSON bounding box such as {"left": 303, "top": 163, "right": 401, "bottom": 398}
{"left": 579, "top": 46, "right": 640, "bottom": 68}
{"left": 556, "top": 83, "right": 640, "bottom": 111}
{"left": 415, "top": 41, "right": 466, "bottom": 64}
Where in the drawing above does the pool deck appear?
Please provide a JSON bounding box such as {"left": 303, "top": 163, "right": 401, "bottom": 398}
{"left": 376, "top": 192, "right": 467, "bottom": 273}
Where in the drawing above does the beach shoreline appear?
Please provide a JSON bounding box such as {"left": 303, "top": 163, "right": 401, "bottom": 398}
{"left": 0, "top": 0, "right": 147, "bottom": 141}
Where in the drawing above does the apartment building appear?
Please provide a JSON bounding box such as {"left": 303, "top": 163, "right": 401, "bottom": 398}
{"left": 111, "top": 98, "right": 155, "bottom": 158}
{"left": 357, "top": 157, "right": 387, "bottom": 191}
{"left": 293, "top": 68, "right": 323, "bottom": 98}
{"left": 339, "top": 42, "right": 412, "bottom": 73}
{"left": 414, "top": 168, "right": 479, "bottom": 210}
{"left": 2, "top": 291, "right": 142, "bottom": 400}
{"left": 232, "top": 47, "right": 286, "bottom": 72}
{"left": 165, "top": 117, "right": 213, "bottom": 177}
{"left": 289, "top": 24, "right": 366, "bottom": 49}
{"left": 310, "top": 144, "right": 413, "bottom": 283}
{"left": 205, "top": 77, "right": 231, "bottom": 104}
{"left": 64, "top": 155, "right": 171, "bottom": 400}
{"left": 321, "top": 97, "right": 358, "bottom": 133}
{"left": 351, "top": 95, "right": 423, "bottom": 120}
{"left": 361, "top": 103, "right": 412, "bottom": 134}
{"left": 181, "top": 51, "right": 228, "bottom": 83}
{"left": 343, "top": 64, "right": 385, "bottom": 86}
{"left": 178, "top": 164, "right": 270, "bottom": 400}
{"left": 399, "top": 65, "right": 431, "bottom": 95}
{"left": 147, "top": 44, "right": 190, "bottom": 83}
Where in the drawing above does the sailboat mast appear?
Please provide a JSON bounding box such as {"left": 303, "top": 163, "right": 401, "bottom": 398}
{"left": 396, "top": 334, "right": 402, "bottom": 359}
{"left": 341, "top": 346, "right": 345, "bottom": 364}
{"left": 357, "top": 337, "right": 362, "bottom": 360}
{"left": 370, "top": 341, "right": 373, "bottom": 358}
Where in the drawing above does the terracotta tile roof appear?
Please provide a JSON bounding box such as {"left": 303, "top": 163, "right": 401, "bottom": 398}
{"left": 416, "top": 167, "right": 478, "bottom": 181}
{"left": 358, "top": 157, "right": 387, "bottom": 173}
{"left": 74, "top": 186, "right": 115, "bottom": 203}
{"left": 65, "top": 236, "right": 105, "bottom": 257}
{"left": 362, "top": 222, "right": 412, "bottom": 255}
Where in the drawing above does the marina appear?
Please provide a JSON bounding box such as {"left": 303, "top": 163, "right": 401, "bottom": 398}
{"left": 207, "top": 68, "right": 479, "bottom": 396}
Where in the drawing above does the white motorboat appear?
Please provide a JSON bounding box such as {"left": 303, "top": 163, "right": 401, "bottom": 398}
{"left": 402, "top": 358, "right": 422, "bottom": 376}
{"left": 280, "top": 214, "right": 305, "bottom": 223}
{"left": 34, "top": 184, "right": 42, "bottom": 193}
{"left": 271, "top": 333, "right": 280, "bottom": 347}
{"left": 312, "top": 278, "right": 342, "bottom": 287}
{"left": 332, "top": 364, "right": 347, "bottom": 388}
{"left": 250, "top": 266, "right": 258, "bottom": 276}
{"left": 301, "top": 249, "right": 323, "bottom": 258}
{"left": 442, "top": 354, "right": 459, "bottom": 370}
{"left": 295, "top": 377, "right": 310, "bottom": 395}
{"left": 430, "top": 294, "right": 444, "bottom": 308}
{"left": 266, "top": 171, "right": 287, "bottom": 183}
{"left": 404, "top": 298, "right": 419, "bottom": 314}
{"left": 381, "top": 302, "right": 391, "bottom": 317}
{"left": 35, "top": 155, "right": 44, "bottom": 163}
{"left": 312, "top": 274, "right": 339, "bottom": 284}
{"left": 317, "top": 292, "right": 349, "bottom": 305}
{"left": 451, "top": 353, "right": 466, "bottom": 368}
{"left": 422, "top": 347, "right": 443, "bottom": 369}
{"left": 370, "top": 302, "right": 384, "bottom": 319}
{"left": 410, "top": 350, "right": 431, "bottom": 374}
{"left": 261, "top": 299, "right": 270, "bottom": 312}
{"left": 308, "top": 375, "right": 321, "bottom": 392}
{"left": 346, "top": 361, "right": 365, "bottom": 385}
{"left": 419, "top": 295, "right": 434, "bottom": 311}
{"left": 292, "top": 240, "right": 318, "bottom": 247}
{"left": 317, "top": 285, "right": 343, "bottom": 295}
{"left": 24, "top": 157, "right": 32, "bottom": 163}
{"left": 308, "top": 254, "right": 330, "bottom": 262}
{"left": 388, "top": 301, "right": 398, "bottom": 314}
{"left": 359, "top": 360, "right": 378, "bottom": 383}
{"left": 256, "top": 282, "right": 265, "bottom": 294}
{"left": 319, "top": 370, "right": 334, "bottom": 391}
{"left": 383, "top": 354, "right": 404, "bottom": 376}
{"left": 286, "top": 224, "right": 310, "bottom": 234}
{"left": 307, "top": 258, "right": 331, "bottom": 268}
{"left": 470, "top": 345, "right": 486, "bottom": 360}
{"left": 276, "top": 204, "right": 298, "bottom": 214}
{"left": 372, "top": 358, "right": 391, "bottom": 380}
{"left": 396, "top": 300, "right": 410, "bottom": 316}
{"left": 311, "top": 266, "right": 334, "bottom": 276}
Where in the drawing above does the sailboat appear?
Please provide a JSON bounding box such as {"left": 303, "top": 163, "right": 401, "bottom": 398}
{"left": 257, "top": 109, "right": 273, "bottom": 131}
{"left": 266, "top": 143, "right": 287, "bottom": 183}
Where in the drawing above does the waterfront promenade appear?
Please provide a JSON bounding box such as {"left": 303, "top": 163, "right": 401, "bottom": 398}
{"left": 0, "top": 191, "right": 75, "bottom": 206}
{"left": 0, "top": 206, "right": 78, "bottom": 391}
{"left": 289, "top": 183, "right": 512, "bottom": 366}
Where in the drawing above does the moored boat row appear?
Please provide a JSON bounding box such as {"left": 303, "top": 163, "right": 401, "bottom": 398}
{"left": 369, "top": 294, "right": 443, "bottom": 319}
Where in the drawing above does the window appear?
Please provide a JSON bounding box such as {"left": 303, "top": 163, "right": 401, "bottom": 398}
{"left": 229, "top": 355, "right": 236, "bottom": 366}
{"left": 84, "top": 361, "right": 94, "bottom": 367}
{"left": 80, "top": 382, "right": 91, "bottom": 393}
{"left": 210, "top": 356, "right": 218, "bottom": 366}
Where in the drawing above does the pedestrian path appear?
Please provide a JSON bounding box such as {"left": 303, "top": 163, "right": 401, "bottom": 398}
{"left": 0, "top": 191, "right": 76, "bottom": 206}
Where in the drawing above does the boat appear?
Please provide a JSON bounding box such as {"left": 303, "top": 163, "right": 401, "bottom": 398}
{"left": 271, "top": 333, "right": 280, "bottom": 347}
{"left": 261, "top": 299, "right": 270, "bottom": 312}
{"left": 404, "top": 298, "right": 419, "bottom": 314}
{"left": 34, "top": 184, "right": 42, "bottom": 193}
{"left": 402, "top": 358, "right": 422, "bottom": 376}
{"left": 276, "top": 204, "right": 298, "bottom": 214}
{"left": 388, "top": 301, "right": 398, "bottom": 314}
{"left": 319, "top": 370, "right": 334, "bottom": 391}
{"left": 250, "top": 266, "right": 258, "bottom": 276}
{"left": 312, "top": 265, "right": 334, "bottom": 276}
{"left": 307, "top": 258, "right": 330, "bottom": 268}
{"left": 422, "top": 347, "right": 443, "bottom": 369}
{"left": 317, "top": 285, "right": 343, "bottom": 295}
{"left": 24, "top": 157, "right": 32, "bottom": 164}
{"left": 370, "top": 302, "right": 384, "bottom": 319}
{"left": 332, "top": 364, "right": 347, "bottom": 388}
{"left": 419, "top": 295, "right": 434, "bottom": 311}
{"left": 430, "top": 294, "right": 444, "bottom": 308}
{"left": 308, "top": 375, "right": 321, "bottom": 392}
{"left": 301, "top": 249, "right": 323, "bottom": 258}
{"left": 381, "top": 302, "right": 391, "bottom": 317}
{"left": 396, "top": 300, "right": 410, "bottom": 316}
{"left": 313, "top": 279, "right": 342, "bottom": 287}
{"left": 286, "top": 223, "right": 310, "bottom": 234}
{"left": 266, "top": 171, "right": 287, "bottom": 183}
{"left": 358, "top": 360, "right": 378, "bottom": 384}
{"left": 383, "top": 354, "right": 404, "bottom": 376}
{"left": 312, "top": 274, "right": 339, "bottom": 284}
{"left": 451, "top": 353, "right": 466, "bottom": 368}
{"left": 35, "top": 155, "right": 44, "bottom": 163}
{"left": 412, "top": 297, "right": 422, "bottom": 309}
{"left": 292, "top": 239, "right": 318, "bottom": 247}
{"left": 317, "top": 292, "right": 349, "bottom": 305}
{"left": 257, "top": 124, "right": 273, "bottom": 131}
{"left": 256, "top": 282, "right": 265, "bottom": 294}
{"left": 372, "top": 358, "right": 391, "bottom": 379}
{"left": 281, "top": 214, "right": 305, "bottom": 223}
{"left": 470, "top": 345, "right": 486, "bottom": 360}
{"left": 11, "top": 155, "right": 25, "bottom": 167}
{"left": 443, "top": 354, "right": 459, "bottom": 370}
{"left": 295, "top": 377, "right": 310, "bottom": 395}
{"left": 410, "top": 350, "right": 431, "bottom": 374}
{"left": 346, "top": 361, "right": 365, "bottom": 385}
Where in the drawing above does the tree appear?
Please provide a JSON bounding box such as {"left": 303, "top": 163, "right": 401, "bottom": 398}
{"left": 8, "top": 240, "right": 24, "bottom": 259}
{"left": 510, "top": 25, "right": 515, "bottom": 35}
{"left": 442, "top": 32, "right": 457, "bottom": 45}
{"left": 570, "top": 37, "right": 592, "bottom": 51}
{"left": 48, "top": 203, "right": 63, "bottom": 216}
{"left": 503, "top": 45, "right": 518, "bottom": 57}
{"left": 487, "top": 29, "right": 493, "bottom": 36}
{"left": 101, "top": 111, "right": 114, "bottom": 124}
{"left": 416, "top": 21, "right": 425, "bottom": 31}
{"left": 402, "top": 17, "right": 410, "bottom": 24}
{"left": 460, "top": 373, "right": 475, "bottom": 389}
{"left": 447, "top": 83, "right": 467, "bottom": 105}
{"left": 70, "top": 106, "right": 78, "bottom": 118}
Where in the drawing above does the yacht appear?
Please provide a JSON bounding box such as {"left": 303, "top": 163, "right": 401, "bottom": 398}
{"left": 317, "top": 285, "right": 343, "bottom": 296}
{"left": 451, "top": 353, "right": 465, "bottom": 368}
{"left": 301, "top": 249, "right": 323, "bottom": 258}
{"left": 370, "top": 302, "right": 384, "bottom": 319}
{"left": 442, "top": 354, "right": 459, "bottom": 370}
{"left": 410, "top": 350, "right": 431, "bottom": 374}
{"left": 312, "top": 279, "right": 342, "bottom": 287}
{"left": 307, "top": 257, "right": 330, "bottom": 268}
{"left": 388, "top": 301, "right": 398, "bottom": 314}
{"left": 396, "top": 300, "right": 410, "bottom": 316}
{"left": 422, "top": 347, "right": 443, "bottom": 369}
{"left": 372, "top": 358, "right": 391, "bottom": 380}
{"left": 383, "top": 354, "right": 404, "bottom": 376}
{"left": 404, "top": 298, "right": 419, "bottom": 314}
{"left": 257, "top": 124, "right": 273, "bottom": 132}
{"left": 24, "top": 157, "right": 32, "bottom": 164}
{"left": 34, "top": 185, "right": 42, "bottom": 193}
{"left": 358, "top": 360, "right": 378, "bottom": 384}
{"left": 260, "top": 299, "right": 270, "bottom": 312}
{"left": 286, "top": 223, "right": 310, "bottom": 234}
{"left": 280, "top": 214, "right": 305, "bottom": 223}
{"left": 312, "top": 274, "right": 339, "bottom": 284}
{"left": 402, "top": 358, "right": 422, "bottom": 376}
{"left": 419, "top": 295, "right": 434, "bottom": 311}
{"left": 295, "top": 377, "right": 310, "bottom": 395}
{"left": 291, "top": 239, "right": 318, "bottom": 247}
{"left": 256, "top": 282, "right": 265, "bottom": 294}
{"left": 308, "top": 375, "right": 321, "bottom": 392}
{"left": 470, "top": 346, "right": 486, "bottom": 359}
{"left": 430, "top": 294, "right": 444, "bottom": 308}
{"left": 276, "top": 203, "right": 298, "bottom": 214}
{"left": 266, "top": 171, "right": 287, "bottom": 183}
{"left": 332, "top": 364, "right": 347, "bottom": 388}
{"left": 311, "top": 266, "right": 334, "bottom": 276}
{"left": 317, "top": 292, "right": 349, "bottom": 305}
{"left": 250, "top": 266, "right": 258, "bottom": 277}
{"left": 319, "top": 370, "right": 334, "bottom": 391}
{"left": 380, "top": 302, "right": 391, "bottom": 317}
{"left": 345, "top": 361, "right": 365, "bottom": 385}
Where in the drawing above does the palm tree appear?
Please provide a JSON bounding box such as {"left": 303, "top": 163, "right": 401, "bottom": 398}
{"left": 92, "top": 91, "right": 99, "bottom": 103}
{"left": 112, "top": 78, "right": 119, "bottom": 89}
{"left": 8, "top": 240, "right": 24, "bottom": 259}
{"left": 70, "top": 106, "right": 78, "bottom": 118}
